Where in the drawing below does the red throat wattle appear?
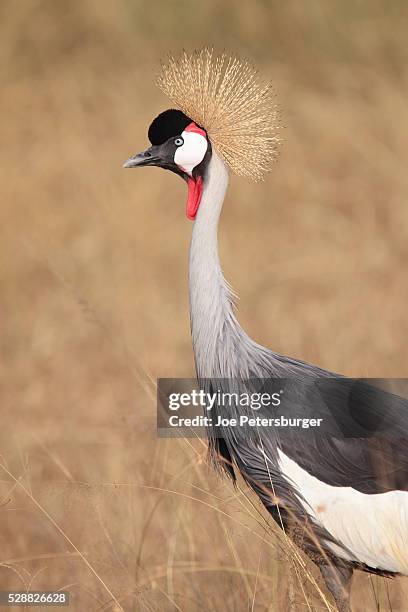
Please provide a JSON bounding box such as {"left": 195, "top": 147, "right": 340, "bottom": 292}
{"left": 186, "top": 175, "right": 203, "bottom": 220}
{"left": 184, "top": 122, "right": 206, "bottom": 221}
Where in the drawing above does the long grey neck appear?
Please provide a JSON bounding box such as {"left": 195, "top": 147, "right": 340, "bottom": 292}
{"left": 188, "top": 152, "right": 330, "bottom": 384}
{"left": 189, "top": 151, "right": 251, "bottom": 378}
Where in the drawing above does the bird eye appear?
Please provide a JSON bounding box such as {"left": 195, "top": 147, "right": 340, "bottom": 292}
{"left": 174, "top": 137, "right": 184, "bottom": 147}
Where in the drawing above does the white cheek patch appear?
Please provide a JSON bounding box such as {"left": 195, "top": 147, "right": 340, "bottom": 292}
{"left": 174, "top": 131, "right": 208, "bottom": 175}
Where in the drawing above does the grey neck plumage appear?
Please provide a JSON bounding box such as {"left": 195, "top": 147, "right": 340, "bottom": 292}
{"left": 189, "top": 151, "right": 257, "bottom": 379}
{"left": 188, "top": 150, "right": 323, "bottom": 381}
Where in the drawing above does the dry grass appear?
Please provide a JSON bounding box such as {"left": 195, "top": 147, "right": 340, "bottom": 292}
{"left": 1, "top": 1, "right": 408, "bottom": 610}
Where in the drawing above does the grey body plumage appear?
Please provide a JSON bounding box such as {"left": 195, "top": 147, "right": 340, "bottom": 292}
{"left": 189, "top": 151, "right": 408, "bottom": 611}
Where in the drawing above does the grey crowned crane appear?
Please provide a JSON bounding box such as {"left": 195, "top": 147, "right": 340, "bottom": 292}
{"left": 124, "top": 49, "right": 408, "bottom": 611}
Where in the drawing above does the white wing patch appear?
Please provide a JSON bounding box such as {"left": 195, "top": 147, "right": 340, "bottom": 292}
{"left": 174, "top": 131, "right": 208, "bottom": 175}
{"left": 268, "top": 448, "right": 408, "bottom": 573}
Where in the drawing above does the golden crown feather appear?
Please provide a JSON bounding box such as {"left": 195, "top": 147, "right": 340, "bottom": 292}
{"left": 157, "top": 48, "right": 282, "bottom": 181}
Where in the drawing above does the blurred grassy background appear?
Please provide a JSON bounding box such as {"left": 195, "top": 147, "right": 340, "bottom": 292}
{"left": 1, "top": 1, "right": 408, "bottom": 610}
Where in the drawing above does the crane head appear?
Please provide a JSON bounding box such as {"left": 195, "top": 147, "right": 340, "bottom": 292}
{"left": 123, "top": 109, "right": 211, "bottom": 220}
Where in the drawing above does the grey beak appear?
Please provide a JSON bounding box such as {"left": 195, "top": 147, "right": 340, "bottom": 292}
{"left": 122, "top": 143, "right": 187, "bottom": 179}
{"left": 123, "top": 147, "right": 158, "bottom": 168}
